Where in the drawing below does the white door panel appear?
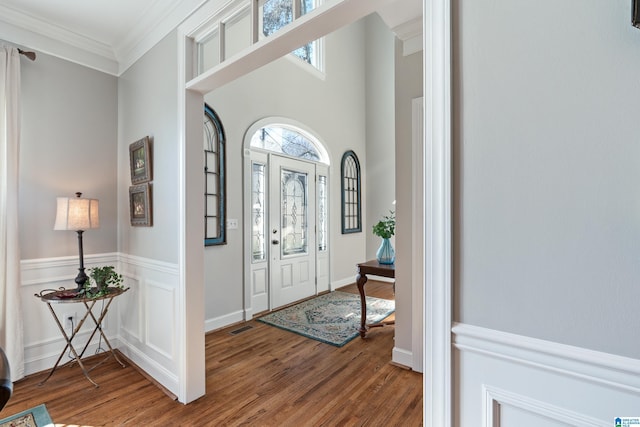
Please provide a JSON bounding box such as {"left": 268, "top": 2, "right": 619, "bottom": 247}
{"left": 269, "top": 155, "right": 316, "bottom": 308}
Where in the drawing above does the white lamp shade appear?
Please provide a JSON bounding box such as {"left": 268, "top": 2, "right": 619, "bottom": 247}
{"left": 54, "top": 196, "right": 99, "bottom": 231}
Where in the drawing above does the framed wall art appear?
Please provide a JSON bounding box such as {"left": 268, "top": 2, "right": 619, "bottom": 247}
{"left": 129, "top": 183, "right": 152, "bottom": 226}
{"left": 129, "top": 136, "right": 152, "bottom": 184}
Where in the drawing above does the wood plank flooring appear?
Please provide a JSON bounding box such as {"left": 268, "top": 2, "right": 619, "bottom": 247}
{"left": 1, "top": 282, "right": 423, "bottom": 426}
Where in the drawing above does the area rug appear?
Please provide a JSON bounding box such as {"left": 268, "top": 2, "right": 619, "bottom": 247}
{"left": 258, "top": 291, "right": 395, "bottom": 347}
{"left": 0, "top": 404, "right": 53, "bottom": 427}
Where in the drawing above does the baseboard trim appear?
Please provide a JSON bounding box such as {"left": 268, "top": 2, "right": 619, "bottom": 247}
{"left": 331, "top": 274, "right": 394, "bottom": 290}
{"left": 117, "top": 335, "right": 179, "bottom": 395}
{"left": 119, "top": 351, "right": 178, "bottom": 401}
{"left": 453, "top": 322, "right": 640, "bottom": 393}
{"left": 392, "top": 346, "right": 413, "bottom": 369}
{"left": 331, "top": 276, "right": 355, "bottom": 289}
{"left": 205, "top": 310, "right": 244, "bottom": 333}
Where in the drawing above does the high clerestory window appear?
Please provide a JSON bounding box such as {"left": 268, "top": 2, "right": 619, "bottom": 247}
{"left": 259, "top": 0, "right": 321, "bottom": 69}
{"left": 341, "top": 150, "right": 361, "bottom": 234}
{"left": 204, "top": 104, "right": 226, "bottom": 246}
{"left": 195, "top": 0, "right": 324, "bottom": 76}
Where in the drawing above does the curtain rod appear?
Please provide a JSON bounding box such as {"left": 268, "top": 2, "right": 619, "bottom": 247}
{"left": 17, "top": 48, "right": 36, "bottom": 61}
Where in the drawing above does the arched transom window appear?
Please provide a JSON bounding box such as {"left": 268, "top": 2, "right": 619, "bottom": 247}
{"left": 249, "top": 121, "right": 329, "bottom": 165}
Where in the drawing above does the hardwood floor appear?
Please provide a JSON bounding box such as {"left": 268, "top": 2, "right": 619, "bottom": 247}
{"left": 1, "top": 282, "right": 422, "bottom": 426}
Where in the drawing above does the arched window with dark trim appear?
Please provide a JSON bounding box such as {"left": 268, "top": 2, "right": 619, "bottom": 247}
{"left": 204, "top": 104, "right": 226, "bottom": 246}
{"left": 341, "top": 150, "right": 361, "bottom": 234}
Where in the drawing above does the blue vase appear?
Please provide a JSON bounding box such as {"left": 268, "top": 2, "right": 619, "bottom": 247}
{"left": 376, "top": 238, "right": 395, "bottom": 265}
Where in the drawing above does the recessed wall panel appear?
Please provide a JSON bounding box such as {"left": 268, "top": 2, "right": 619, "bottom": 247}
{"left": 146, "top": 281, "right": 175, "bottom": 360}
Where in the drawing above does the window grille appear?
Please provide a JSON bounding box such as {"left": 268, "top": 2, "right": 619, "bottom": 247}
{"left": 341, "top": 150, "right": 361, "bottom": 234}
{"left": 204, "top": 104, "right": 226, "bottom": 245}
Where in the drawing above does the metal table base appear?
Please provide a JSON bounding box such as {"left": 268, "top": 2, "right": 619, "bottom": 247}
{"left": 35, "top": 287, "right": 128, "bottom": 387}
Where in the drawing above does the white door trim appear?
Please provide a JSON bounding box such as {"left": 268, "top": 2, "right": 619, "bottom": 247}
{"left": 424, "top": 0, "right": 453, "bottom": 426}
{"left": 178, "top": 0, "right": 454, "bottom": 418}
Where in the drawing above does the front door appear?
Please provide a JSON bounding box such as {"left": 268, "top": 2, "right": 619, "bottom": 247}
{"left": 269, "top": 155, "right": 317, "bottom": 308}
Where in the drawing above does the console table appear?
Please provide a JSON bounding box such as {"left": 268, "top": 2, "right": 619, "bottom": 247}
{"left": 35, "top": 287, "right": 128, "bottom": 387}
{"left": 356, "top": 260, "right": 395, "bottom": 338}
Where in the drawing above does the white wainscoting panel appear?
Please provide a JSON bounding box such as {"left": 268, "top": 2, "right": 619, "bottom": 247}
{"left": 20, "top": 253, "right": 120, "bottom": 376}
{"left": 483, "top": 385, "right": 608, "bottom": 427}
{"left": 453, "top": 323, "right": 640, "bottom": 426}
{"left": 22, "top": 253, "right": 181, "bottom": 395}
{"left": 145, "top": 279, "right": 176, "bottom": 360}
{"left": 118, "top": 254, "right": 180, "bottom": 394}
{"left": 119, "top": 275, "right": 141, "bottom": 341}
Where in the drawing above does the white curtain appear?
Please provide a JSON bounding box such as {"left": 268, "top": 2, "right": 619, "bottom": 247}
{"left": 0, "top": 46, "right": 24, "bottom": 381}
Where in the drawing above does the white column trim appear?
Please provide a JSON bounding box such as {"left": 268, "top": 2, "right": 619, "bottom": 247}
{"left": 424, "top": 0, "right": 452, "bottom": 425}
{"left": 176, "top": 26, "right": 206, "bottom": 404}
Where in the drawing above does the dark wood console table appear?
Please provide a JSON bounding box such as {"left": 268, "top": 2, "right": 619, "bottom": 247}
{"left": 35, "top": 287, "right": 128, "bottom": 387}
{"left": 356, "top": 260, "right": 395, "bottom": 338}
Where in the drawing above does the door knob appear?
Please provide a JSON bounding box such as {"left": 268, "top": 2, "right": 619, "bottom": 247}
{"left": 272, "top": 239, "right": 279, "bottom": 244}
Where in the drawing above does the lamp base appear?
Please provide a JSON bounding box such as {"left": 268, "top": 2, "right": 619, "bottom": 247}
{"left": 75, "top": 230, "right": 87, "bottom": 291}
{"left": 75, "top": 269, "right": 88, "bottom": 291}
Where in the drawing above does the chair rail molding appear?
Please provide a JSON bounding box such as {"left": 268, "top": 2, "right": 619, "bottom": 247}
{"left": 453, "top": 322, "right": 640, "bottom": 424}
{"left": 453, "top": 322, "right": 640, "bottom": 393}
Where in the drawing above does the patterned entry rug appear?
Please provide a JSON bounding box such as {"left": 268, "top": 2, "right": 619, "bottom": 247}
{"left": 0, "top": 404, "right": 53, "bottom": 427}
{"left": 257, "top": 291, "right": 395, "bottom": 347}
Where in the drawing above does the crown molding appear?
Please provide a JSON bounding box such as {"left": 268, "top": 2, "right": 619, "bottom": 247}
{"left": 115, "top": 0, "right": 209, "bottom": 75}
{"left": 0, "top": 0, "right": 207, "bottom": 76}
{"left": 0, "top": 3, "right": 119, "bottom": 75}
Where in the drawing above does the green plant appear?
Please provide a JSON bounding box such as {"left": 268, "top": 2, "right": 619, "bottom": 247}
{"left": 85, "top": 266, "right": 124, "bottom": 296}
{"left": 372, "top": 211, "right": 395, "bottom": 239}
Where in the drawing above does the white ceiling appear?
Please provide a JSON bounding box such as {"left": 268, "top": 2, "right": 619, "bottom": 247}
{"left": 0, "top": 0, "right": 421, "bottom": 76}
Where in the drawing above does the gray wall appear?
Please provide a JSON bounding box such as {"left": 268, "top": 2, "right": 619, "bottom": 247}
{"left": 365, "top": 14, "right": 396, "bottom": 259}
{"left": 453, "top": 0, "right": 640, "bottom": 358}
{"left": 394, "top": 42, "right": 422, "bottom": 357}
{"left": 118, "top": 31, "right": 180, "bottom": 263}
{"left": 18, "top": 46, "right": 118, "bottom": 260}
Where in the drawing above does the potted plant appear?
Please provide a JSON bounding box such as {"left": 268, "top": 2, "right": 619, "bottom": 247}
{"left": 372, "top": 211, "right": 395, "bottom": 264}
{"left": 86, "top": 266, "right": 123, "bottom": 295}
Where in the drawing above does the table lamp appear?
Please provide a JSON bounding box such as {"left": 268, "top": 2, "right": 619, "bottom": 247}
{"left": 54, "top": 192, "right": 99, "bottom": 290}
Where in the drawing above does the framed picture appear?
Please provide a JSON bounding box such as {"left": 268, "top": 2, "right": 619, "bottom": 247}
{"left": 129, "top": 184, "right": 152, "bottom": 226}
{"left": 129, "top": 136, "right": 152, "bottom": 184}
